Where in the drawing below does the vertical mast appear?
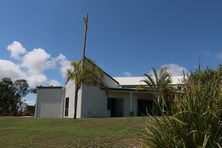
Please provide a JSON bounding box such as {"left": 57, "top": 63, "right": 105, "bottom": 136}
{"left": 82, "top": 14, "right": 88, "bottom": 59}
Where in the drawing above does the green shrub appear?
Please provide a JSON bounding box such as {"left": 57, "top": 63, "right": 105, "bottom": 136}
{"left": 144, "top": 67, "right": 222, "bottom": 147}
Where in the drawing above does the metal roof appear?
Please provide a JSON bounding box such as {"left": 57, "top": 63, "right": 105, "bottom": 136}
{"left": 114, "top": 76, "right": 184, "bottom": 86}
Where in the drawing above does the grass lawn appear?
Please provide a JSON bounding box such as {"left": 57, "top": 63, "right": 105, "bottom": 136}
{"left": 0, "top": 117, "right": 147, "bottom": 147}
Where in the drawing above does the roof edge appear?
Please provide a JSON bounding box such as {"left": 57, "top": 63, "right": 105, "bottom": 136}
{"left": 37, "top": 86, "right": 63, "bottom": 89}
{"left": 65, "top": 57, "right": 119, "bottom": 85}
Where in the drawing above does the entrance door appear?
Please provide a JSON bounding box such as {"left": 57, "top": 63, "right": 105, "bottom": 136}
{"left": 137, "top": 99, "right": 155, "bottom": 116}
{"left": 111, "top": 98, "right": 123, "bottom": 117}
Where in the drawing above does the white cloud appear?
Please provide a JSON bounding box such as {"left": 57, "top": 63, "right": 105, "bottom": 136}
{"left": 161, "top": 64, "right": 187, "bottom": 76}
{"left": 28, "top": 74, "right": 47, "bottom": 87}
{"left": 123, "top": 71, "right": 132, "bottom": 77}
{"left": 0, "top": 59, "right": 26, "bottom": 80}
{"left": 1, "top": 41, "right": 83, "bottom": 88}
{"left": 0, "top": 41, "right": 70, "bottom": 87}
{"left": 22, "top": 48, "right": 55, "bottom": 73}
{"left": 49, "top": 80, "right": 61, "bottom": 86}
{"left": 0, "top": 59, "right": 49, "bottom": 87}
{"left": 56, "top": 54, "right": 71, "bottom": 78}
{"left": 7, "top": 41, "right": 26, "bottom": 60}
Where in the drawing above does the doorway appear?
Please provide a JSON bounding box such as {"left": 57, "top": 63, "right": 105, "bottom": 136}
{"left": 137, "top": 99, "right": 155, "bottom": 116}
{"left": 110, "top": 98, "right": 123, "bottom": 117}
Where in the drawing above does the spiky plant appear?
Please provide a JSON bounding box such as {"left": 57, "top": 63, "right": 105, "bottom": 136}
{"left": 143, "top": 67, "right": 173, "bottom": 114}
{"left": 144, "top": 66, "right": 222, "bottom": 147}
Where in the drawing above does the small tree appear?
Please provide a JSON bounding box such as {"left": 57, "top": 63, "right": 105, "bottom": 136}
{"left": 66, "top": 58, "right": 104, "bottom": 119}
{"left": 0, "top": 78, "right": 29, "bottom": 115}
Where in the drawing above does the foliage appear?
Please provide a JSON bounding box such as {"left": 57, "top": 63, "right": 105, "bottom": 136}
{"left": 0, "top": 78, "right": 29, "bottom": 115}
{"left": 67, "top": 58, "right": 104, "bottom": 89}
{"left": 143, "top": 67, "right": 172, "bottom": 91}
{"left": 143, "top": 67, "right": 174, "bottom": 114}
{"left": 144, "top": 66, "right": 222, "bottom": 147}
{"left": 66, "top": 58, "right": 104, "bottom": 119}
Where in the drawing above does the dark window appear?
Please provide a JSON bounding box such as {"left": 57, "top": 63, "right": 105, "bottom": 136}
{"left": 65, "top": 97, "right": 69, "bottom": 116}
{"left": 107, "top": 98, "right": 111, "bottom": 110}
{"left": 107, "top": 97, "right": 124, "bottom": 117}
{"left": 111, "top": 98, "right": 123, "bottom": 117}
{"left": 137, "top": 99, "right": 155, "bottom": 116}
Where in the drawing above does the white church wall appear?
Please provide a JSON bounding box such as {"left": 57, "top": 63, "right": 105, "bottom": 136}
{"left": 64, "top": 79, "right": 84, "bottom": 118}
{"left": 35, "top": 87, "right": 65, "bottom": 118}
{"left": 81, "top": 85, "right": 109, "bottom": 118}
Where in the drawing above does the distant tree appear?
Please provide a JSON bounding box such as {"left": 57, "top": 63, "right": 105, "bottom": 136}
{"left": 143, "top": 67, "right": 173, "bottom": 114}
{"left": 0, "top": 78, "right": 29, "bottom": 115}
{"left": 14, "top": 79, "right": 29, "bottom": 98}
{"left": 67, "top": 58, "right": 104, "bottom": 119}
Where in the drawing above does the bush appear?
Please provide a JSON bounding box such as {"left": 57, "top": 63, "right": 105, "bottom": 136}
{"left": 144, "top": 67, "right": 222, "bottom": 147}
{"left": 17, "top": 112, "right": 31, "bottom": 116}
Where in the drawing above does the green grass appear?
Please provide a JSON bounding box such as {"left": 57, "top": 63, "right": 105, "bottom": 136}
{"left": 0, "top": 117, "right": 146, "bottom": 147}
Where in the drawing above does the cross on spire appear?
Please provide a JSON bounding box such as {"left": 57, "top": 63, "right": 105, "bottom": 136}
{"left": 82, "top": 14, "right": 88, "bottom": 59}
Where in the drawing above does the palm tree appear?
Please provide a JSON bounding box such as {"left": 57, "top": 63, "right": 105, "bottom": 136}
{"left": 143, "top": 67, "right": 171, "bottom": 91}
{"left": 66, "top": 58, "right": 104, "bottom": 119}
{"left": 143, "top": 67, "right": 173, "bottom": 114}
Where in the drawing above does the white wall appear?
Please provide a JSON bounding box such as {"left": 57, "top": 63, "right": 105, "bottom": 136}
{"left": 64, "top": 71, "right": 118, "bottom": 118}
{"left": 64, "top": 80, "right": 75, "bottom": 118}
{"left": 35, "top": 88, "right": 65, "bottom": 118}
{"left": 81, "top": 85, "right": 109, "bottom": 118}
{"left": 64, "top": 80, "right": 83, "bottom": 118}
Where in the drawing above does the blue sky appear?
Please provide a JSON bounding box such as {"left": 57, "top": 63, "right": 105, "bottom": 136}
{"left": 0, "top": 0, "right": 222, "bottom": 104}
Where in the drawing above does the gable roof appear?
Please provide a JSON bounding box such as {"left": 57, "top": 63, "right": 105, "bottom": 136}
{"left": 65, "top": 57, "right": 184, "bottom": 87}
{"left": 65, "top": 57, "right": 119, "bottom": 85}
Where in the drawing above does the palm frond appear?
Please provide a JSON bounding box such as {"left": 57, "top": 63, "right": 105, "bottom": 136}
{"left": 66, "top": 58, "right": 104, "bottom": 88}
{"left": 152, "top": 68, "right": 159, "bottom": 85}
{"left": 144, "top": 73, "right": 156, "bottom": 88}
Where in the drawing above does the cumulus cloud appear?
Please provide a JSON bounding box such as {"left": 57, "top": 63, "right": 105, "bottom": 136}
{"left": 49, "top": 80, "right": 61, "bottom": 86}
{"left": 0, "top": 59, "right": 50, "bottom": 87}
{"left": 161, "top": 64, "right": 187, "bottom": 76}
{"left": 0, "top": 41, "right": 71, "bottom": 87}
{"left": 22, "top": 48, "right": 55, "bottom": 73}
{"left": 7, "top": 41, "right": 26, "bottom": 60}
{"left": 28, "top": 74, "right": 48, "bottom": 87}
{"left": 56, "top": 54, "right": 71, "bottom": 78}
{"left": 0, "top": 59, "right": 26, "bottom": 80}
{"left": 123, "top": 71, "right": 132, "bottom": 77}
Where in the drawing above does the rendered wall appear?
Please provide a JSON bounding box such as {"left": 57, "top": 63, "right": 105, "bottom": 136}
{"left": 64, "top": 72, "right": 119, "bottom": 118}
{"left": 35, "top": 88, "right": 65, "bottom": 118}
{"left": 64, "top": 80, "right": 82, "bottom": 118}
{"left": 81, "top": 85, "right": 109, "bottom": 118}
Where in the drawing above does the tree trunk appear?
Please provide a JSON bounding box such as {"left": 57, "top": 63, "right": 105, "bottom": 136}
{"left": 74, "top": 85, "right": 80, "bottom": 119}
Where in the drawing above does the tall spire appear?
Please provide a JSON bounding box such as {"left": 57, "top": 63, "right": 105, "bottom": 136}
{"left": 82, "top": 14, "right": 88, "bottom": 59}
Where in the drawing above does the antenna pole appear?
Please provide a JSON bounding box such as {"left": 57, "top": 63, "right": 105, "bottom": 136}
{"left": 82, "top": 14, "right": 88, "bottom": 59}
